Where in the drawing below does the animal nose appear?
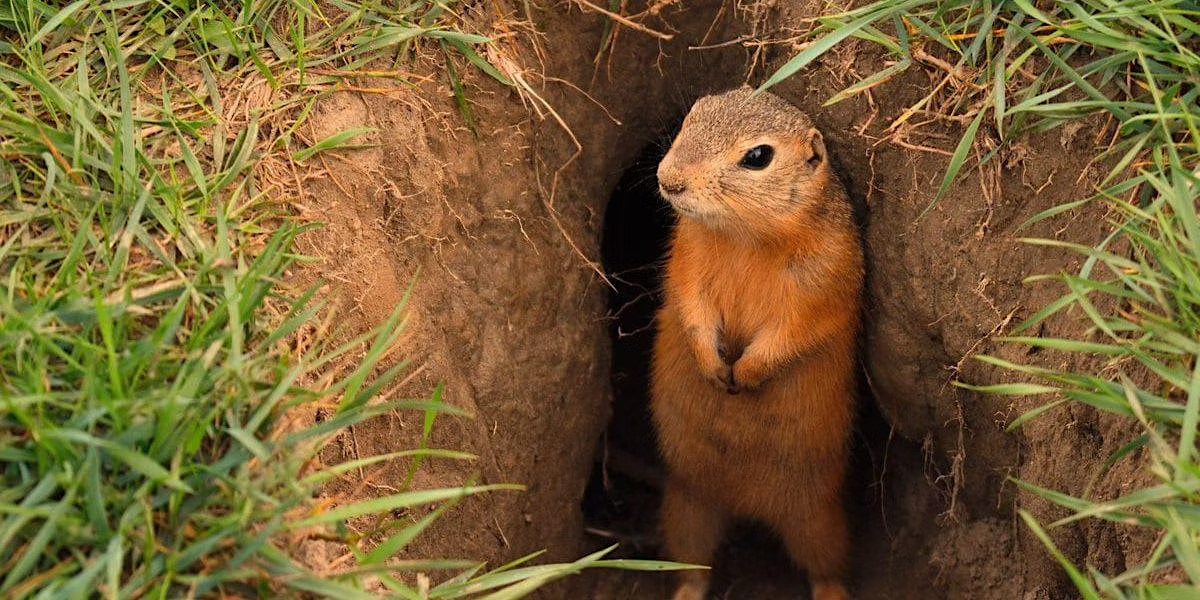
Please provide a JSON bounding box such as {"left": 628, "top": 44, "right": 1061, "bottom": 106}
{"left": 659, "top": 177, "right": 687, "bottom": 196}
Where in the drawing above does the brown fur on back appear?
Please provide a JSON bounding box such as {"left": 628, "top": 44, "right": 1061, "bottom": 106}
{"left": 651, "top": 86, "right": 864, "bottom": 600}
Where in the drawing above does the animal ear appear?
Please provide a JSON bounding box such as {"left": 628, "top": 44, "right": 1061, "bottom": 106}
{"left": 805, "top": 129, "right": 826, "bottom": 169}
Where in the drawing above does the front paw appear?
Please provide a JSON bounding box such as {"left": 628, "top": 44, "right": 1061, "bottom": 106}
{"left": 731, "top": 361, "right": 768, "bottom": 393}
{"left": 701, "top": 362, "right": 740, "bottom": 395}
{"left": 703, "top": 363, "right": 751, "bottom": 395}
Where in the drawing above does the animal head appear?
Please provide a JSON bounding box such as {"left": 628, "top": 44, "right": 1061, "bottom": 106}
{"left": 657, "top": 86, "right": 837, "bottom": 238}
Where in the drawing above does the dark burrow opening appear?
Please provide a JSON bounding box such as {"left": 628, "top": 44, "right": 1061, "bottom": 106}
{"left": 581, "top": 120, "right": 930, "bottom": 598}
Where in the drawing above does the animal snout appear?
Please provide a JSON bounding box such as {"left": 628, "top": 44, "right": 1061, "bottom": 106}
{"left": 658, "top": 174, "right": 687, "bottom": 196}
{"left": 660, "top": 180, "right": 686, "bottom": 195}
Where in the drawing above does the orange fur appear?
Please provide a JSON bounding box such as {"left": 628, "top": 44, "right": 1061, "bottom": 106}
{"left": 651, "top": 88, "right": 863, "bottom": 600}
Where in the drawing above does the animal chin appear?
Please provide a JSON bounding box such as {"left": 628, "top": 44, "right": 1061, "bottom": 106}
{"left": 668, "top": 200, "right": 720, "bottom": 225}
{"left": 665, "top": 196, "right": 698, "bottom": 215}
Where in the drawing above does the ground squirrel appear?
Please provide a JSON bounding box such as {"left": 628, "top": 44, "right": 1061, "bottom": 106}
{"left": 651, "top": 86, "right": 864, "bottom": 600}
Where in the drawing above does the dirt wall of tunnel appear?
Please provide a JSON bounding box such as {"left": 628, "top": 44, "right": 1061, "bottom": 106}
{"left": 295, "top": 2, "right": 1149, "bottom": 598}
{"left": 294, "top": 0, "right": 750, "bottom": 578}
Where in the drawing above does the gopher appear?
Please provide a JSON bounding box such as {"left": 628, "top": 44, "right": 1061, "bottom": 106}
{"left": 651, "top": 86, "right": 864, "bottom": 600}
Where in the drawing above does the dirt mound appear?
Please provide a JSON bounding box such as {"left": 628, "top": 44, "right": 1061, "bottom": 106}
{"left": 295, "top": 1, "right": 1144, "bottom": 597}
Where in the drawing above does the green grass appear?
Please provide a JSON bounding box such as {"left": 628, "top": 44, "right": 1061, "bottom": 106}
{"left": 760, "top": 0, "right": 1200, "bottom": 595}
{"left": 0, "top": 1, "right": 685, "bottom": 597}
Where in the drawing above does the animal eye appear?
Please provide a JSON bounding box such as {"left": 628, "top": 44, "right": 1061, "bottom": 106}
{"left": 739, "top": 145, "right": 774, "bottom": 170}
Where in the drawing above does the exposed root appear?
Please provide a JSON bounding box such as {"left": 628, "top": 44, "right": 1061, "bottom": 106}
{"left": 542, "top": 75, "right": 623, "bottom": 125}
{"left": 936, "top": 397, "right": 967, "bottom": 524}
{"left": 572, "top": 0, "right": 675, "bottom": 40}
{"left": 689, "top": 34, "right": 751, "bottom": 50}
{"left": 911, "top": 47, "right": 980, "bottom": 90}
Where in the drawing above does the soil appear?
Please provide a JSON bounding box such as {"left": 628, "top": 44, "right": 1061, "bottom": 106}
{"left": 289, "top": 1, "right": 1150, "bottom": 598}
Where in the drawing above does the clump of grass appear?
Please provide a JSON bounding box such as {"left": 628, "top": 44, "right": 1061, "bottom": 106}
{"left": 0, "top": 1, "right": 686, "bottom": 597}
{"left": 761, "top": 0, "right": 1200, "bottom": 595}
